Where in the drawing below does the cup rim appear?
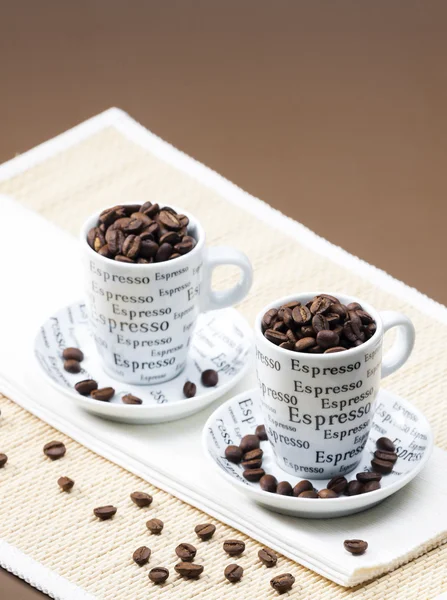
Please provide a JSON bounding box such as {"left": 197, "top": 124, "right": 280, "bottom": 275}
{"left": 80, "top": 204, "right": 205, "bottom": 269}
{"left": 255, "top": 292, "right": 383, "bottom": 359}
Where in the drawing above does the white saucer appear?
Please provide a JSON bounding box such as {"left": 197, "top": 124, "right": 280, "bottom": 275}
{"left": 34, "top": 302, "right": 253, "bottom": 424}
{"left": 203, "top": 388, "right": 433, "bottom": 518}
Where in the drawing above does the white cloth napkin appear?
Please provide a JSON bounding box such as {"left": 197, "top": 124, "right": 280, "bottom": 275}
{"left": 1, "top": 195, "right": 447, "bottom": 588}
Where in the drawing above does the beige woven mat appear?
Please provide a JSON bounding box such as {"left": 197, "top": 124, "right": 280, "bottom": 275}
{"left": 0, "top": 122, "right": 447, "bottom": 599}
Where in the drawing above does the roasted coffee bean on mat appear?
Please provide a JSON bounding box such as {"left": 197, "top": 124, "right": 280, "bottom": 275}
{"left": 270, "top": 573, "right": 295, "bottom": 594}
{"left": 223, "top": 540, "right": 245, "bottom": 556}
{"left": 93, "top": 505, "right": 117, "bottom": 520}
{"left": 146, "top": 518, "right": 164, "bottom": 534}
{"left": 344, "top": 539, "right": 368, "bottom": 555}
{"left": 133, "top": 545, "right": 151, "bottom": 566}
{"left": 225, "top": 445, "right": 243, "bottom": 463}
{"left": 255, "top": 423, "right": 268, "bottom": 441}
{"left": 91, "top": 387, "right": 115, "bottom": 401}
{"left": 195, "top": 523, "right": 216, "bottom": 540}
{"left": 149, "top": 567, "right": 169, "bottom": 584}
{"left": 43, "top": 441, "right": 66, "bottom": 460}
{"left": 75, "top": 379, "right": 98, "bottom": 396}
{"left": 0, "top": 453, "right": 8, "bottom": 468}
{"left": 183, "top": 381, "right": 197, "bottom": 398}
{"left": 175, "top": 543, "right": 197, "bottom": 562}
{"left": 262, "top": 294, "right": 376, "bottom": 353}
{"left": 64, "top": 359, "right": 81, "bottom": 374}
{"left": 175, "top": 562, "right": 204, "bottom": 579}
{"left": 224, "top": 564, "right": 243, "bottom": 583}
{"left": 258, "top": 548, "right": 278, "bottom": 567}
{"left": 201, "top": 369, "right": 218, "bottom": 387}
{"left": 130, "top": 491, "right": 153, "bottom": 507}
{"left": 88, "top": 203, "right": 196, "bottom": 263}
{"left": 63, "top": 347, "right": 84, "bottom": 362}
{"left": 57, "top": 476, "right": 74, "bottom": 492}
{"left": 122, "top": 393, "right": 143, "bottom": 405}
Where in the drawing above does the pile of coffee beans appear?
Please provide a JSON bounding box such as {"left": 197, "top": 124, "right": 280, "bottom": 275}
{"left": 87, "top": 203, "right": 197, "bottom": 264}
{"left": 63, "top": 347, "right": 84, "bottom": 374}
{"left": 261, "top": 294, "right": 376, "bottom": 353}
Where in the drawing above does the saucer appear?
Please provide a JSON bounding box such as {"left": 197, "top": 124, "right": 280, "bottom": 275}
{"left": 203, "top": 388, "right": 433, "bottom": 518}
{"left": 34, "top": 302, "right": 253, "bottom": 424}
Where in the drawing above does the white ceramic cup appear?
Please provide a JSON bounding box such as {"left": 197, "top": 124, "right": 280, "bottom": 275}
{"left": 80, "top": 206, "right": 253, "bottom": 384}
{"left": 255, "top": 292, "right": 415, "bottom": 479}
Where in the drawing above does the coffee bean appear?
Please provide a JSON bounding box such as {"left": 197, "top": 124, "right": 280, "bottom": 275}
{"left": 223, "top": 540, "right": 245, "bottom": 556}
{"left": 371, "top": 458, "right": 394, "bottom": 474}
{"left": 276, "top": 481, "right": 293, "bottom": 496}
{"left": 255, "top": 424, "right": 268, "bottom": 441}
{"left": 374, "top": 450, "right": 398, "bottom": 464}
{"left": 312, "top": 314, "right": 329, "bottom": 332}
{"left": 243, "top": 448, "right": 263, "bottom": 462}
{"left": 122, "top": 234, "right": 141, "bottom": 259}
{"left": 292, "top": 305, "right": 312, "bottom": 325}
{"left": 94, "top": 505, "right": 117, "bottom": 520}
{"left": 106, "top": 229, "right": 125, "bottom": 255}
{"left": 258, "top": 548, "right": 278, "bottom": 567}
{"left": 201, "top": 369, "right": 218, "bottom": 387}
{"left": 133, "top": 545, "right": 151, "bottom": 566}
{"left": 327, "top": 475, "right": 348, "bottom": 494}
{"left": 301, "top": 325, "right": 316, "bottom": 337}
{"left": 93, "top": 230, "right": 106, "bottom": 252}
{"left": 175, "top": 237, "right": 196, "bottom": 255}
{"left": 316, "top": 329, "right": 340, "bottom": 349}
{"left": 310, "top": 296, "right": 332, "bottom": 315}
{"left": 130, "top": 491, "right": 153, "bottom": 507}
{"left": 115, "top": 255, "right": 135, "bottom": 263}
{"left": 356, "top": 472, "right": 382, "bottom": 483}
{"left": 293, "top": 480, "right": 313, "bottom": 496}
{"left": 318, "top": 489, "right": 338, "bottom": 498}
{"left": 175, "top": 562, "right": 204, "bottom": 579}
{"left": 225, "top": 445, "right": 243, "bottom": 463}
{"left": 345, "top": 480, "right": 364, "bottom": 496}
{"left": 183, "top": 381, "right": 197, "bottom": 398}
{"left": 122, "top": 393, "right": 143, "bottom": 405}
{"left": 239, "top": 434, "right": 260, "bottom": 453}
{"left": 241, "top": 457, "right": 263, "bottom": 469}
{"left": 160, "top": 231, "right": 181, "bottom": 245}
{"left": 308, "top": 344, "right": 324, "bottom": 353}
{"left": 146, "top": 518, "right": 164, "bottom": 534}
{"left": 43, "top": 441, "right": 66, "bottom": 460}
{"left": 279, "top": 341, "right": 294, "bottom": 350}
{"left": 243, "top": 468, "right": 265, "bottom": 482}
{"left": 376, "top": 437, "right": 396, "bottom": 452}
{"left": 260, "top": 474, "right": 277, "bottom": 493}
{"left": 87, "top": 227, "right": 98, "bottom": 248}
{"left": 195, "top": 523, "right": 216, "bottom": 540}
{"left": 265, "top": 329, "right": 289, "bottom": 346}
{"left": 175, "top": 543, "right": 197, "bottom": 562}
{"left": 90, "top": 387, "right": 115, "bottom": 401}
{"left": 270, "top": 573, "right": 295, "bottom": 594}
{"left": 272, "top": 320, "right": 287, "bottom": 333}
{"left": 286, "top": 329, "right": 298, "bottom": 343}
{"left": 344, "top": 539, "right": 368, "bottom": 555}
{"left": 362, "top": 481, "right": 381, "bottom": 493}
{"left": 64, "top": 359, "right": 81, "bottom": 374}
{"left": 262, "top": 308, "right": 278, "bottom": 331}
{"left": 324, "top": 346, "right": 346, "bottom": 353}
{"left": 149, "top": 567, "right": 169, "bottom": 584}
{"left": 298, "top": 490, "right": 319, "bottom": 498}
{"left": 57, "top": 476, "right": 74, "bottom": 491}
{"left": 139, "top": 239, "right": 159, "bottom": 259}
{"left": 62, "top": 347, "right": 84, "bottom": 361}
{"left": 158, "top": 210, "right": 182, "bottom": 230}
{"left": 346, "top": 302, "right": 362, "bottom": 311}
{"left": 295, "top": 337, "right": 316, "bottom": 352}
{"left": 224, "top": 563, "right": 243, "bottom": 582}
{"left": 97, "top": 244, "right": 111, "bottom": 258}
{"left": 0, "top": 453, "right": 8, "bottom": 468}
{"left": 75, "top": 379, "right": 98, "bottom": 396}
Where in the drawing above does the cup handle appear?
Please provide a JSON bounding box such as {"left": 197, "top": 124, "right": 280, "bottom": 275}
{"left": 201, "top": 246, "right": 253, "bottom": 311}
{"left": 380, "top": 310, "right": 415, "bottom": 378}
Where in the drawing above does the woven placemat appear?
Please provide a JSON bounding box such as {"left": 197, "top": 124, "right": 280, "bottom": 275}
{"left": 0, "top": 113, "right": 446, "bottom": 599}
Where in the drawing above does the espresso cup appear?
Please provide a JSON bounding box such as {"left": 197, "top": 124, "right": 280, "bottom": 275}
{"left": 80, "top": 206, "right": 252, "bottom": 384}
{"left": 255, "top": 292, "right": 415, "bottom": 479}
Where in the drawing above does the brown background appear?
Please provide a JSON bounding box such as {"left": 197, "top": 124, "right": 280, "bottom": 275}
{"left": 0, "top": 1, "right": 446, "bottom": 597}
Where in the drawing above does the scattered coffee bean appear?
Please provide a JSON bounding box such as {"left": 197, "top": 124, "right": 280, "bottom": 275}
{"left": 133, "top": 546, "right": 151, "bottom": 566}
{"left": 318, "top": 489, "right": 338, "bottom": 498}
{"left": 270, "top": 573, "right": 295, "bottom": 594}
{"left": 201, "top": 369, "right": 219, "bottom": 387}
{"left": 298, "top": 490, "right": 319, "bottom": 498}
{"left": 90, "top": 387, "right": 115, "bottom": 401}
{"left": 130, "top": 491, "right": 153, "bottom": 507}
{"left": 258, "top": 548, "right": 278, "bottom": 567}
{"left": 0, "top": 453, "right": 8, "bottom": 468}
{"left": 239, "top": 434, "right": 260, "bottom": 453}
{"left": 344, "top": 539, "right": 368, "bottom": 555}
{"left": 93, "top": 505, "right": 117, "bottom": 520}
{"left": 243, "top": 448, "right": 263, "bottom": 462}
{"left": 224, "top": 563, "right": 243, "bottom": 582}
{"left": 276, "top": 481, "right": 293, "bottom": 496}
{"left": 57, "top": 476, "right": 74, "bottom": 491}
{"left": 63, "top": 347, "right": 84, "bottom": 362}
{"left": 146, "top": 518, "right": 164, "bottom": 534}
{"left": 225, "top": 445, "right": 243, "bottom": 463}
{"left": 374, "top": 450, "right": 398, "bottom": 464}
{"left": 183, "top": 381, "right": 197, "bottom": 398}
{"left": 88, "top": 203, "right": 196, "bottom": 263}
{"left": 175, "top": 562, "right": 204, "bottom": 579}
{"left": 345, "top": 480, "right": 364, "bottom": 496}
{"left": 356, "top": 472, "right": 382, "bottom": 483}
{"left": 75, "top": 379, "right": 98, "bottom": 396}
{"left": 371, "top": 458, "right": 394, "bottom": 474}
{"left": 122, "top": 393, "right": 143, "bottom": 405}
{"left": 241, "top": 457, "right": 263, "bottom": 469}
{"left": 63, "top": 359, "right": 81, "bottom": 374}
{"left": 195, "top": 523, "right": 216, "bottom": 540}
{"left": 327, "top": 475, "right": 348, "bottom": 494}
{"left": 149, "top": 567, "right": 169, "bottom": 584}
{"left": 362, "top": 481, "right": 381, "bottom": 493}
{"left": 376, "top": 437, "right": 395, "bottom": 452}
{"left": 223, "top": 540, "right": 245, "bottom": 556}
{"left": 175, "top": 543, "right": 197, "bottom": 562}
{"left": 255, "top": 424, "right": 268, "bottom": 441}
{"left": 260, "top": 474, "right": 278, "bottom": 493}
{"left": 293, "top": 480, "right": 313, "bottom": 497}
{"left": 243, "top": 468, "right": 265, "bottom": 482}
{"left": 43, "top": 441, "right": 66, "bottom": 460}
